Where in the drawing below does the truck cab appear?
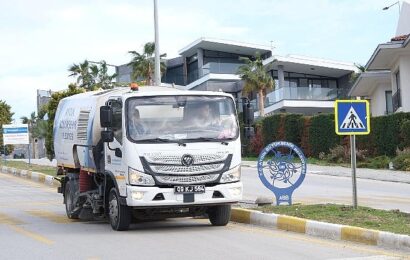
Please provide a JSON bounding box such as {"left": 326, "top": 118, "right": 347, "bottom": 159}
{"left": 55, "top": 86, "right": 243, "bottom": 230}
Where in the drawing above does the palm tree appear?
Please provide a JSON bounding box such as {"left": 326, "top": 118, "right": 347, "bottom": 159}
{"left": 69, "top": 60, "right": 117, "bottom": 90}
{"left": 237, "top": 53, "right": 274, "bottom": 117}
{"left": 21, "top": 112, "right": 37, "bottom": 158}
{"left": 68, "top": 60, "right": 95, "bottom": 90}
{"left": 95, "top": 61, "right": 117, "bottom": 90}
{"left": 127, "top": 42, "right": 166, "bottom": 85}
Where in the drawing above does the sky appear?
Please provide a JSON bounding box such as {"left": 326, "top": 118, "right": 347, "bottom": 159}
{"left": 0, "top": 0, "right": 405, "bottom": 121}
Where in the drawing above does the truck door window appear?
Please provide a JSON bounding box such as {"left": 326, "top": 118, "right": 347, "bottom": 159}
{"left": 110, "top": 100, "right": 123, "bottom": 144}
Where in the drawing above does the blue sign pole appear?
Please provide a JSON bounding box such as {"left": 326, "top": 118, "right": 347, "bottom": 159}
{"left": 335, "top": 100, "right": 370, "bottom": 209}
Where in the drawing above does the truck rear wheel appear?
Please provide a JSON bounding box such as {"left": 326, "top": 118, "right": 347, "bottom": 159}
{"left": 207, "top": 204, "right": 231, "bottom": 226}
{"left": 65, "top": 181, "right": 80, "bottom": 219}
{"left": 108, "top": 187, "right": 131, "bottom": 231}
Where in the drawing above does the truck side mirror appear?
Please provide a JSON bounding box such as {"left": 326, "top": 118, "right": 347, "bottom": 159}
{"left": 100, "top": 106, "right": 113, "bottom": 127}
{"left": 101, "top": 130, "right": 114, "bottom": 142}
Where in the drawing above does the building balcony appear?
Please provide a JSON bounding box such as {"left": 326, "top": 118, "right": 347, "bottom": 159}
{"left": 264, "top": 87, "right": 343, "bottom": 107}
{"left": 392, "top": 89, "right": 402, "bottom": 112}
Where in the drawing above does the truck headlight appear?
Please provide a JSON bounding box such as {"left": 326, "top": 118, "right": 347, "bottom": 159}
{"left": 128, "top": 167, "right": 155, "bottom": 186}
{"left": 220, "top": 165, "right": 241, "bottom": 183}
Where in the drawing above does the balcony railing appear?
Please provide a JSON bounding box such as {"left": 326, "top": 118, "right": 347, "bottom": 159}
{"left": 392, "top": 89, "right": 401, "bottom": 112}
{"left": 202, "top": 62, "right": 242, "bottom": 76}
{"left": 250, "top": 87, "right": 344, "bottom": 111}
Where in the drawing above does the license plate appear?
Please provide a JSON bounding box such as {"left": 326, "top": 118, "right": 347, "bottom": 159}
{"left": 174, "top": 185, "right": 205, "bottom": 194}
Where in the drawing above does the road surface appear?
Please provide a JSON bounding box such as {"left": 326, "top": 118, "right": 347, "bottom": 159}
{"left": 0, "top": 173, "right": 408, "bottom": 259}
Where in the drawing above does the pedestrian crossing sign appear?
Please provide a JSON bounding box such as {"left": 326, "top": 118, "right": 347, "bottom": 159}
{"left": 335, "top": 100, "right": 370, "bottom": 135}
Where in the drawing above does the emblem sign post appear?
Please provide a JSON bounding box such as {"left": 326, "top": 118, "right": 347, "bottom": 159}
{"left": 335, "top": 100, "right": 370, "bottom": 209}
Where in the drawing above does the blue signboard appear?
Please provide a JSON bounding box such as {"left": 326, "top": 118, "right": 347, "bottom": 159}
{"left": 257, "top": 141, "right": 307, "bottom": 205}
{"left": 335, "top": 100, "right": 370, "bottom": 135}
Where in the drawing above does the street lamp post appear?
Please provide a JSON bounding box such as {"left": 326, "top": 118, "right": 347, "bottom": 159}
{"left": 382, "top": 1, "right": 401, "bottom": 15}
{"left": 153, "top": 0, "right": 161, "bottom": 86}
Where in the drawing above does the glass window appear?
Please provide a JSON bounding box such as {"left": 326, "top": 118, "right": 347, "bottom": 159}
{"left": 126, "top": 95, "right": 239, "bottom": 143}
{"left": 299, "top": 78, "right": 308, "bottom": 88}
{"left": 385, "top": 91, "right": 393, "bottom": 114}
{"left": 329, "top": 80, "right": 337, "bottom": 88}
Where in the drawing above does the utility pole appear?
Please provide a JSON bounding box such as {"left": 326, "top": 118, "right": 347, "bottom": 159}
{"left": 154, "top": 0, "right": 161, "bottom": 86}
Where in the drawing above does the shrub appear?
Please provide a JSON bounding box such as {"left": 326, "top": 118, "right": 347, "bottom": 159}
{"left": 400, "top": 119, "right": 410, "bottom": 148}
{"left": 367, "top": 156, "right": 391, "bottom": 169}
{"left": 309, "top": 114, "right": 340, "bottom": 157}
{"left": 326, "top": 145, "right": 349, "bottom": 163}
{"left": 283, "top": 114, "right": 304, "bottom": 146}
{"left": 392, "top": 154, "right": 410, "bottom": 171}
{"left": 300, "top": 117, "right": 312, "bottom": 157}
{"left": 249, "top": 129, "right": 264, "bottom": 156}
{"left": 262, "top": 114, "right": 282, "bottom": 145}
{"left": 371, "top": 113, "right": 410, "bottom": 156}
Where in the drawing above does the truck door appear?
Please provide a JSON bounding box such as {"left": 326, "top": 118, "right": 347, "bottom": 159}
{"left": 104, "top": 99, "right": 127, "bottom": 197}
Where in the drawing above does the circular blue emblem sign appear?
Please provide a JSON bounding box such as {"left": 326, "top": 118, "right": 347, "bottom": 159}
{"left": 257, "top": 141, "right": 307, "bottom": 205}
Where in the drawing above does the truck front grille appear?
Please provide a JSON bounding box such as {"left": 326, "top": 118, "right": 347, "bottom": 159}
{"left": 155, "top": 174, "right": 219, "bottom": 185}
{"left": 150, "top": 163, "right": 223, "bottom": 175}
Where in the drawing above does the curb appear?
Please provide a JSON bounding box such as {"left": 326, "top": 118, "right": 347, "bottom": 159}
{"left": 231, "top": 208, "right": 410, "bottom": 252}
{"left": 1, "top": 166, "right": 60, "bottom": 187}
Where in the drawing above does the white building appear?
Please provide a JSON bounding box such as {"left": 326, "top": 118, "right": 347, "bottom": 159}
{"left": 117, "top": 37, "right": 358, "bottom": 115}
{"left": 349, "top": 1, "right": 410, "bottom": 116}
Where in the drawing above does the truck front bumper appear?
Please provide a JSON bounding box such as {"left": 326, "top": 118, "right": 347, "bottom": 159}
{"left": 125, "top": 182, "right": 243, "bottom": 207}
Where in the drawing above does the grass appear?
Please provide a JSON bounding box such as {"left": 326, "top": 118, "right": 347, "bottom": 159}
{"left": 257, "top": 204, "right": 410, "bottom": 235}
{"left": 0, "top": 160, "right": 57, "bottom": 176}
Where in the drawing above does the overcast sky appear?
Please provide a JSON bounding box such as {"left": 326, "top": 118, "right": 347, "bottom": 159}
{"left": 0, "top": 0, "right": 404, "bottom": 121}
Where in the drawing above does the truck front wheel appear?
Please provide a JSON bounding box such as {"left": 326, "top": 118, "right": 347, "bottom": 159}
{"left": 207, "top": 204, "right": 231, "bottom": 226}
{"left": 108, "top": 187, "right": 131, "bottom": 231}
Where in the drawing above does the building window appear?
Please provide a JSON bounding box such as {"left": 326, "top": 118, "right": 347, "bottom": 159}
{"left": 393, "top": 70, "right": 402, "bottom": 111}
{"left": 385, "top": 91, "right": 393, "bottom": 115}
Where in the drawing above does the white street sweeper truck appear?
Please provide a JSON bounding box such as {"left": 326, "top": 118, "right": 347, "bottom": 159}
{"left": 54, "top": 85, "right": 243, "bottom": 230}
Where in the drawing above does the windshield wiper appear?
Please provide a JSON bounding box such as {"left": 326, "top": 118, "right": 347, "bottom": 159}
{"left": 138, "top": 138, "right": 173, "bottom": 143}
{"left": 184, "top": 137, "right": 229, "bottom": 145}
{"left": 138, "top": 138, "right": 187, "bottom": 146}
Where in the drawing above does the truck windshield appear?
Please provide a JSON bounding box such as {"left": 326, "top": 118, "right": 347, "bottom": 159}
{"left": 126, "top": 95, "right": 239, "bottom": 143}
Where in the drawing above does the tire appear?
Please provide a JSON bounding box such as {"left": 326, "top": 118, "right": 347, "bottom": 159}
{"left": 65, "top": 181, "right": 80, "bottom": 219}
{"left": 108, "top": 187, "right": 131, "bottom": 231}
{"left": 207, "top": 204, "right": 231, "bottom": 226}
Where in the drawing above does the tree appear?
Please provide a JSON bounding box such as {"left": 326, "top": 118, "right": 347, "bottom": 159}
{"left": 127, "top": 42, "right": 166, "bottom": 85}
{"left": 0, "top": 100, "right": 14, "bottom": 155}
{"left": 237, "top": 53, "right": 274, "bottom": 117}
{"left": 69, "top": 60, "right": 117, "bottom": 90}
{"left": 40, "top": 84, "right": 85, "bottom": 159}
{"left": 21, "top": 111, "right": 37, "bottom": 158}
{"left": 350, "top": 63, "right": 366, "bottom": 85}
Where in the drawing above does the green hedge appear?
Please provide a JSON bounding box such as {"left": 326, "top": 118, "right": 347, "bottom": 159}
{"left": 245, "top": 112, "right": 410, "bottom": 159}
{"left": 284, "top": 114, "right": 304, "bottom": 147}
{"left": 308, "top": 114, "right": 341, "bottom": 157}
{"left": 262, "top": 114, "right": 282, "bottom": 145}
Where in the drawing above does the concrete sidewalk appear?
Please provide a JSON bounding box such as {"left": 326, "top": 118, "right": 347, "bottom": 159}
{"left": 242, "top": 160, "right": 410, "bottom": 184}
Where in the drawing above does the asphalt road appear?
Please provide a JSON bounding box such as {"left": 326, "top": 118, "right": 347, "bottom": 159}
{"left": 0, "top": 173, "right": 408, "bottom": 260}
{"left": 241, "top": 167, "right": 410, "bottom": 212}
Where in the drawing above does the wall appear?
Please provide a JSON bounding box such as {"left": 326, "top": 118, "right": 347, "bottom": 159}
{"left": 399, "top": 55, "right": 410, "bottom": 112}
{"left": 369, "top": 83, "right": 391, "bottom": 116}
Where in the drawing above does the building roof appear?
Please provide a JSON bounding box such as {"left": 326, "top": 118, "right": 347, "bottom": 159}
{"left": 365, "top": 36, "right": 410, "bottom": 70}
{"left": 263, "top": 55, "right": 358, "bottom": 78}
{"left": 391, "top": 34, "right": 409, "bottom": 41}
{"left": 178, "top": 37, "right": 271, "bottom": 57}
{"left": 348, "top": 71, "right": 391, "bottom": 97}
